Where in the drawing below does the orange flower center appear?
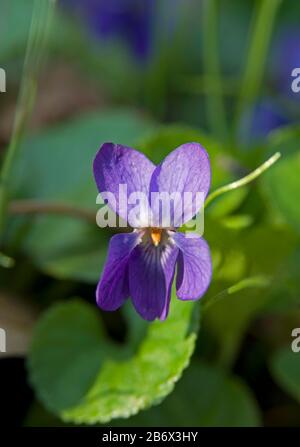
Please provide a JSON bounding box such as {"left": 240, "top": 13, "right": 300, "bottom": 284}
{"left": 150, "top": 228, "right": 163, "bottom": 246}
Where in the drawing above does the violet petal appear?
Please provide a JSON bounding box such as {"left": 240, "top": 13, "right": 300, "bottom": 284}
{"left": 173, "top": 232, "right": 212, "bottom": 300}
{"left": 96, "top": 231, "right": 140, "bottom": 311}
{"left": 149, "top": 143, "right": 211, "bottom": 227}
{"left": 128, "top": 243, "right": 178, "bottom": 321}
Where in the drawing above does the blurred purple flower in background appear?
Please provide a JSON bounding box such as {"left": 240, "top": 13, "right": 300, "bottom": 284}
{"left": 240, "top": 29, "right": 300, "bottom": 146}
{"left": 275, "top": 28, "right": 300, "bottom": 98}
{"left": 93, "top": 143, "right": 212, "bottom": 321}
{"left": 238, "top": 99, "right": 288, "bottom": 147}
{"left": 247, "top": 100, "right": 288, "bottom": 141}
{"left": 61, "top": 0, "right": 154, "bottom": 62}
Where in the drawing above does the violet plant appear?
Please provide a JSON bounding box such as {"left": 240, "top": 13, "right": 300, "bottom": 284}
{"left": 2, "top": 0, "right": 300, "bottom": 429}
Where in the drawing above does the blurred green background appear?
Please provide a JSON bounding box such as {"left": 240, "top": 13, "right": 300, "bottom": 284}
{"left": 1, "top": 0, "right": 300, "bottom": 427}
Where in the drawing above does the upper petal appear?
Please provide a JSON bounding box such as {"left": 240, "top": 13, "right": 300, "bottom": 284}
{"left": 96, "top": 231, "right": 141, "bottom": 311}
{"left": 128, "top": 243, "right": 178, "bottom": 321}
{"left": 93, "top": 143, "right": 155, "bottom": 223}
{"left": 149, "top": 143, "right": 211, "bottom": 227}
{"left": 173, "top": 232, "right": 212, "bottom": 300}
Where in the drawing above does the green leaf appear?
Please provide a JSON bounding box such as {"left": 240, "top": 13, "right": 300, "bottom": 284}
{"left": 263, "top": 151, "right": 300, "bottom": 233}
{"left": 0, "top": 0, "right": 83, "bottom": 64}
{"left": 12, "top": 110, "right": 154, "bottom": 203}
{"left": 6, "top": 110, "right": 155, "bottom": 282}
{"left": 14, "top": 217, "right": 111, "bottom": 283}
{"left": 112, "top": 362, "right": 261, "bottom": 427}
{"left": 262, "top": 126, "right": 300, "bottom": 233}
{"left": 0, "top": 0, "right": 33, "bottom": 61}
{"left": 28, "top": 300, "right": 112, "bottom": 410}
{"left": 271, "top": 347, "right": 300, "bottom": 403}
{"left": 203, "top": 222, "right": 297, "bottom": 367}
{"left": 28, "top": 295, "right": 198, "bottom": 424}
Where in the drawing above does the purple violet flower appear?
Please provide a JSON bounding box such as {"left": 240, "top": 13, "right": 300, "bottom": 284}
{"left": 93, "top": 142, "right": 212, "bottom": 321}
{"left": 239, "top": 99, "right": 289, "bottom": 146}
{"left": 251, "top": 101, "right": 289, "bottom": 137}
{"left": 275, "top": 29, "right": 300, "bottom": 99}
{"left": 61, "top": 0, "right": 154, "bottom": 63}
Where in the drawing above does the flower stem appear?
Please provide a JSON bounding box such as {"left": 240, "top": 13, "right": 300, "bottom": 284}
{"left": 9, "top": 200, "right": 95, "bottom": 224}
{"left": 202, "top": 275, "right": 270, "bottom": 313}
{"left": 234, "top": 0, "right": 282, "bottom": 133}
{"left": 205, "top": 152, "right": 281, "bottom": 208}
{"left": 0, "top": 0, "right": 56, "bottom": 238}
{"left": 202, "top": 0, "right": 228, "bottom": 141}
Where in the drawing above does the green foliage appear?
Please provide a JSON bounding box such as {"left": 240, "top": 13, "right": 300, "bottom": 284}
{"left": 201, "top": 0, "right": 227, "bottom": 140}
{"left": 271, "top": 347, "right": 300, "bottom": 403}
{"left": 28, "top": 295, "right": 198, "bottom": 424}
{"left": 29, "top": 300, "right": 111, "bottom": 411}
{"left": 203, "top": 219, "right": 297, "bottom": 367}
{"left": 263, "top": 128, "right": 300, "bottom": 233}
{"left": 113, "top": 362, "right": 261, "bottom": 427}
{"left": 0, "top": 0, "right": 34, "bottom": 61}
{"left": 235, "top": 0, "right": 283, "bottom": 125}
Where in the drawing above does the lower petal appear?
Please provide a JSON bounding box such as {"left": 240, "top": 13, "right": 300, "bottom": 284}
{"left": 173, "top": 232, "right": 212, "bottom": 300}
{"left": 96, "top": 231, "right": 141, "bottom": 311}
{"left": 160, "top": 245, "right": 179, "bottom": 320}
{"left": 128, "top": 243, "right": 178, "bottom": 321}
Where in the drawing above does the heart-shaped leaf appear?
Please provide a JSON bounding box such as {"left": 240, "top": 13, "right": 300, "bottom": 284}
{"left": 28, "top": 295, "right": 198, "bottom": 424}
